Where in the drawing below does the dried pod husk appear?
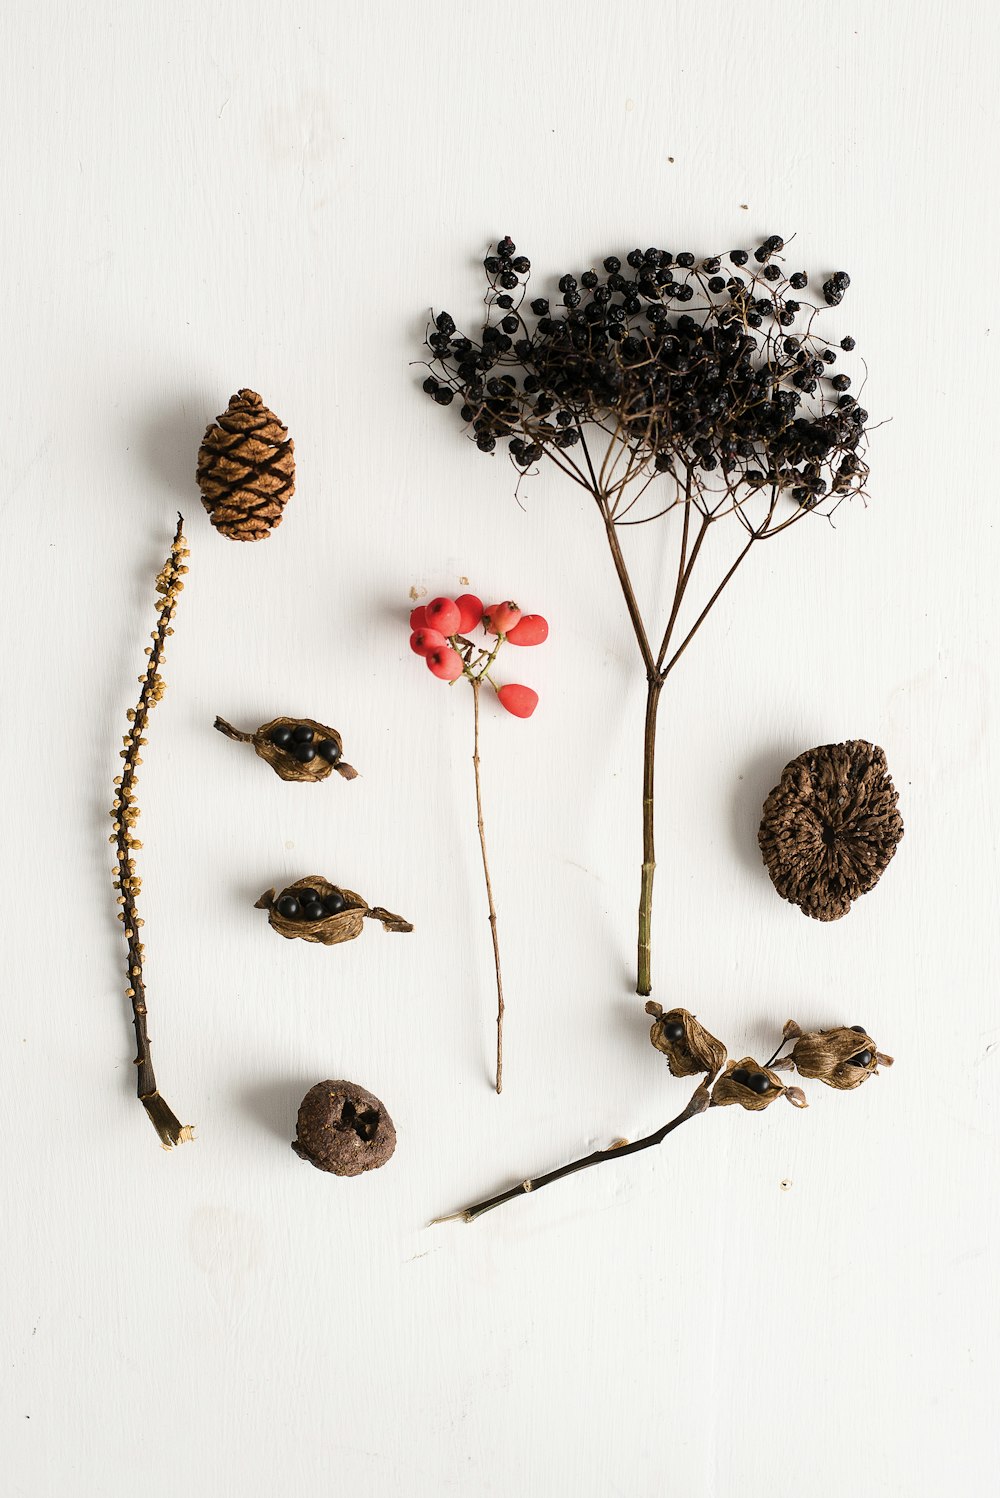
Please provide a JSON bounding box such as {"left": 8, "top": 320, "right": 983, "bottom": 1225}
{"left": 214, "top": 715, "right": 358, "bottom": 783}
{"left": 255, "top": 876, "right": 413, "bottom": 946}
{"left": 758, "top": 740, "right": 904, "bottom": 921}
{"left": 196, "top": 389, "right": 295, "bottom": 541}
{"left": 292, "top": 1080, "right": 396, "bottom": 1176}
{"left": 791, "top": 1025, "right": 893, "bottom": 1090}
{"left": 711, "top": 1057, "right": 791, "bottom": 1111}
{"left": 645, "top": 1003, "right": 727, "bottom": 1080}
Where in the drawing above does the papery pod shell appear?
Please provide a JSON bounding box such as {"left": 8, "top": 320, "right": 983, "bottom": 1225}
{"left": 255, "top": 876, "right": 413, "bottom": 946}
{"left": 197, "top": 389, "right": 295, "bottom": 541}
{"left": 711, "top": 1057, "right": 787, "bottom": 1111}
{"left": 791, "top": 1026, "right": 892, "bottom": 1090}
{"left": 645, "top": 1004, "right": 726, "bottom": 1080}
{"left": 215, "top": 716, "right": 358, "bottom": 783}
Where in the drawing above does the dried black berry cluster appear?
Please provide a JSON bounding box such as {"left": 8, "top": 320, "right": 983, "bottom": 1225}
{"left": 269, "top": 722, "right": 343, "bottom": 767}
{"left": 423, "top": 234, "right": 869, "bottom": 510}
{"left": 275, "top": 885, "right": 348, "bottom": 922}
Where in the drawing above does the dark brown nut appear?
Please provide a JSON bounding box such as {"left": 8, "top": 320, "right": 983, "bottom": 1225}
{"left": 791, "top": 1025, "right": 893, "bottom": 1090}
{"left": 711, "top": 1057, "right": 805, "bottom": 1111}
{"left": 758, "top": 740, "right": 904, "bottom": 920}
{"left": 197, "top": 389, "right": 294, "bottom": 541}
{"left": 255, "top": 876, "right": 413, "bottom": 946}
{"left": 214, "top": 716, "right": 358, "bottom": 783}
{"left": 292, "top": 1081, "right": 396, "bottom": 1176}
{"left": 645, "top": 1003, "right": 727, "bottom": 1080}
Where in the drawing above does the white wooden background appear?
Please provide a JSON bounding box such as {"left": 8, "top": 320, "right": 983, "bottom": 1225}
{"left": 3, "top": 3, "right": 997, "bottom": 1494}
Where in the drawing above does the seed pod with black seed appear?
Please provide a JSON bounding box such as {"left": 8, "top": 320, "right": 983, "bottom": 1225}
{"left": 214, "top": 716, "right": 358, "bottom": 783}
{"left": 711, "top": 1057, "right": 805, "bottom": 1111}
{"left": 791, "top": 1025, "right": 893, "bottom": 1090}
{"left": 197, "top": 389, "right": 295, "bottom": 541}
{"left": 255, "top": 876, "right": 413, "bottom": 946}
{"left": 292, "top": 1080, "right": 396, "bottom": 1176}
{"left": 645, "top": 1002, "right": 727, "bottom": 1080}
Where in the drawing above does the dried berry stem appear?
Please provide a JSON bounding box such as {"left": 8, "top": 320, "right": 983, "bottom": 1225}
{"left": 637, "top": 675, "right": 663, "bottom": 996}
{"left": 212, "top": 715, "right": 254, "bottom": 743}
{"left": 110, "top": 514, "right": 193, "bottom": 1149}
{"left": 436, "top": 1081, "right": 710, "bottom": 1223}
{"left": 471, "top": 677, "right": 505, "bottom": 1092}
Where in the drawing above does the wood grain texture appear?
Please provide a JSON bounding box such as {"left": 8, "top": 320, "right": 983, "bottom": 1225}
{"left": 1, "top": 2, "right": 998, "bottom": 1494}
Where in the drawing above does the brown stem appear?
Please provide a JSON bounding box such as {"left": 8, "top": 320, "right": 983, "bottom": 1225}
{"left": 213, "top": 716, "right": 253, "bottom": 742}
{"left": 111, "top": 515, "right": 193, "bottom": 1149}
{"left": 471, "top": 679, "right": 505, "bottom": 1093}
{"left": 599, "top": 500, "right": 655, "bottom": 675}
{"left": 436, "top": 1081, "right": 711, "bottom": 1223}
{"left": 637, "top": 674, "right": 664, "bottom": 997}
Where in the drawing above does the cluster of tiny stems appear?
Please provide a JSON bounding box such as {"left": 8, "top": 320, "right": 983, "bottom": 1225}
{"left": 109, "top": 514, "right": 193, "bottom": 1148}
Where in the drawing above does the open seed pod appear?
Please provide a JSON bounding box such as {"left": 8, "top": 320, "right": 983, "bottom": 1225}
{"left": 645, "top": 1002, "right": 727, "bottom": 1080}
{"left": 255, "top": 876, "right": 413, "bottom": 946}
{"left": 711, "top": 1057, "right": 805, "bottom": 1111}
{"left": 214, "top": 715, "right": 357, "bottom": 783}
{"left": 292, "top": 1080, "right": 396, "bottom": 1176}
{"left": 791, "top": 1025, "right": 893, "bottom": 1090}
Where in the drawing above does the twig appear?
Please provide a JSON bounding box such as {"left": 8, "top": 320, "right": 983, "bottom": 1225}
{"left": 472, "top": 678, "right": 505, "bottom": 1093}
{"left": 110, "top": 514, "right": 193, "bottom": 1149}
{"left": 434, "top": 1081, "right": 711, "bottom": 1223}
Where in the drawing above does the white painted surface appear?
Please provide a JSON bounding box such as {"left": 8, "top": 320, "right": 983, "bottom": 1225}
{"left": 2, "top": 2, "right": 997, "bottom": 1493}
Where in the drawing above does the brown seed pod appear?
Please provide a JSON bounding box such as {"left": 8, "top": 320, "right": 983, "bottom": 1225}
{"left": 711, "top": 1057, "right": 805, "bottom": 1111}
{"left": 292, "top": 1080, "right": 396, "bottom": 1176}
{"left": 645, "top": 1003, "right": 727, "bottom": 1080}
{"left": 196, "top": 389, "right": 295, "bottom": 541}
{"left": 758, "top": 740, "right": 904, "bottom": 921}
{"left": 255, "top": 876, "right": 413, "bottom": 946}
{"left": 214, "top": 716, "right": 358, "bottom": 783}
{"left": 791, "top": 1025, "right": 893, "bottom": 1090}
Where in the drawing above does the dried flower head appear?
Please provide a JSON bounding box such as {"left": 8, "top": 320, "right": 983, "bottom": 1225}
{"left": 758, "top": 740, "right": 903, "bottom": 920}
{"left": 790, "top": 1024, "right": 893, "bottom": 1090}
{"left": 645, "top": 1002, "right": 726, "bottom": 1080}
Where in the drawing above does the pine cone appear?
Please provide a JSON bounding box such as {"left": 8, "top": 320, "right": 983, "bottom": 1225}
{"left": 196, "top": 389, "right": 295, "bottom": 541}
{"left": 758, "top": 740, "right": 903, "bottom": 920}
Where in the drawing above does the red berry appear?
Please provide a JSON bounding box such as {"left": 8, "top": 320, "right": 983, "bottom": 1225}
{"left": 497, "top": 683, "right": 538, "bottom": 718}
{"left": 483, "top": 601, "right": 522, "bottom": 635}
{"left": 409, "top": 604, "right": 428, "bottom": 630}
{"left": 410, "top": 627, "right": 447, "bottom": 656}
{"left": 506, "top": 613, "right": 548, "bottom": 646}
{"left": 426, "top": 646, "right": 464, "bottom": 681}
{"left": 455, "top": 593, "right": 484, "bottom": 632}
{"left": 425, "top": 597, "right": 461, "bottom": 636}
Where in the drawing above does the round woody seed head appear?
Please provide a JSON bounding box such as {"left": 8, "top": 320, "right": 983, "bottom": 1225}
{"left": 292, "top": 1080, "right": 396, "bottom": 1176}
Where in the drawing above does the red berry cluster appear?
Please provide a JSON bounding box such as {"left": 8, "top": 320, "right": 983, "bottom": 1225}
{"left": 409, "top": 592, "right": 547, "bottom": 716}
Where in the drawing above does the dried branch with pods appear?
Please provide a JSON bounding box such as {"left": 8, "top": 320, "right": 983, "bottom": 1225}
{"left": 109, "top": 515, "right": 194, "bottom": 1148}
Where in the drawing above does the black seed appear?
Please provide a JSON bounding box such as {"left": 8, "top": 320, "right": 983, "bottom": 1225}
{"left": 662, "top": 1019, "right": 686, "bottom": 1043}
{"left": 850, "top": 1025, "right": 867, "bottom": 1034}
{"left": 747, "top": 1072, "right": 772, "bottom": 1094}
{"left": 317, "top": 740, "right": 342, "bottom": 765}
{"left": 293, "top": 743, "right": 317, "bottom": 763}
{"left": 303, "top": 901, "right": 327, "bottom": 922}
{"left": 296, "top": 888, "right": 318, "bottom": 905}
{"left": 269, "top": 724, "right": 294, "bottom": 748}
{"left": 325, "top": 891, "right": 347, "bottom": 916}
{"left": 732, "top": 1067, "right": 751, "bottom": 1086}
{"left": 276, "top": 896, "right": 301, "bottom": 920}
{"left": 292, "top": 725, "right": 314, "bottom": 743}
{"left": 847, "top": 1049, "right": 873, "bottom": 1068}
